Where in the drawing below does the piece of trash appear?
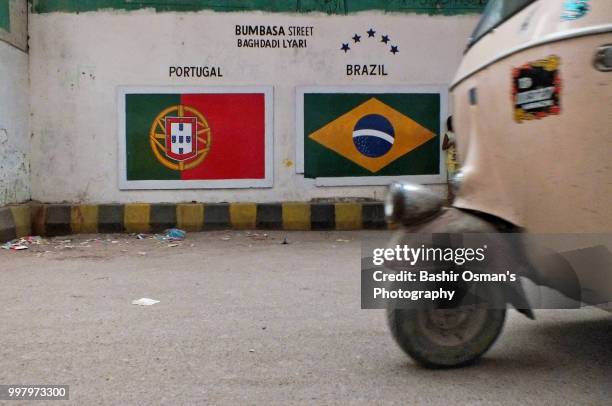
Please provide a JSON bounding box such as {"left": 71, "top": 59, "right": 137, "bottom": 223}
{"left": 167, "top": 243, "right": 179, "bottom": 248}
{"left": 248, "top": 233, "right": 269, "bottom": 240}
{"left": 336, "top": 239, "right": 350, "bottom": 243}
{"left": 111, "top": 240, "right": 119, "bottom": 244}
{"left": 131, "top": 298, "right": 160, "bottom": 306}
{"left": 2, "top": 236, "right": 46, "bottom": 250}
{"left": 24, "top": 236, "right": 43, "bottom": 244}
{"left": 138, "top": 251, "right": 147, "bottom": 256}
{"left": 249, "top": 349, "right": 255, "bottom": 353}
{"left": 220, "top": 236, "right": 231, "bottom": 241}
{"left": 136, "top": 234, "right": 146, "bottom": 240}
{"left": 281, "top": 237, "right": 289, "bottom": 245}
{"left": 152, "top": 229, "right": 186, "bottom": 242}
{"left": 164, "top": 228, "right": 186, "bottom": 241}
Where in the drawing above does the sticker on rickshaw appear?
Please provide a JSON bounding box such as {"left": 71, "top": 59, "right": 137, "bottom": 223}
{"left": 561, "top": 0, "right": 590, "bottom": 21}
{"left": 512, "top": 55, "right": 561, "bottom": 123}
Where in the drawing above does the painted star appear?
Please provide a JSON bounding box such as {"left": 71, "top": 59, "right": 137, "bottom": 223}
{"left": 390, "top": 45, "right": 399, "bottom": 54}
{"left": 352, "top": 34, "right": 361, "bottom": 43}
{"left": 341, "top": 43, "right": 350, "bottom": 53}
{"left": 367, "top": 28, "right": 376, "bottom": 37}
{"left": 381, "top": 35, "right": 390, "bottom": 44}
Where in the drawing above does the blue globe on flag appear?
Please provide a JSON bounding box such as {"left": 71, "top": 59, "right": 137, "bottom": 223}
{"left": 352, "top": 114, "right": 395, "bottom": 158}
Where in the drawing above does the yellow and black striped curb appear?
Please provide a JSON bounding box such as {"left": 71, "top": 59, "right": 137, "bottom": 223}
{"left": 0, "top": 205, "right": 31, "bottom": 242}
{"left": 0, "top": 202, "right": 386, "bottom": 242}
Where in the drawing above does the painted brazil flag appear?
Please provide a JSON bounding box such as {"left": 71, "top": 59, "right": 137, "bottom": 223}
{"left": 119, "top": 87, "right": 273, "bottom": 189}
{"left": 301, "top": 88, "right": 442, "bottom": 181}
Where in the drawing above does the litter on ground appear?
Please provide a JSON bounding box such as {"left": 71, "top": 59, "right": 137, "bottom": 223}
{"left": 2, "top": 236, "right": 46, "bottom": 251}
{"left": 164, "top": 228, "right": 186, "bottom": 241}
{"left": 246, "top": 232, "right": 269, "bottom": 240}
{"left": 131, "top": 298, "right": 160, "bottom": 306}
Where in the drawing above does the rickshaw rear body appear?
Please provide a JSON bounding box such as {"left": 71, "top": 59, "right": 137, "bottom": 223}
{"left": 450, "top": 0, "right": 612, "bottom": 233}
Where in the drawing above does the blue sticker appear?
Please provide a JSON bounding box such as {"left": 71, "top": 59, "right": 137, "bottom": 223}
{"left": 561, "top": 0, "right": 590, "bottom": 21}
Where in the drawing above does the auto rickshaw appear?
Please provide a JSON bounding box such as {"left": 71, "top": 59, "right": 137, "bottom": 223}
{"left": 384, "top": 0, "right": 612, "bottom": 368}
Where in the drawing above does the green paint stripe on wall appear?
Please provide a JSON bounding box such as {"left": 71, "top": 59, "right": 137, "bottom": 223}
{"left": 0, "top": 0, "right": 9, "bottom": 32}
{"left": 32, "top": 0, "right": 487, "bottom": 15}
{"left": 347, "top": 0, "right": 487, "bottom": 15}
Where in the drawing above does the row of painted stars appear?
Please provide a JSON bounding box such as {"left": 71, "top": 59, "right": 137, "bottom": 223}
{"left": 341, "top": 28, "right": 399, "bottom": 54}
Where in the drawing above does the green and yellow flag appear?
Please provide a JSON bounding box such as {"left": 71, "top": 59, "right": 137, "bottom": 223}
{"left": 303, "top": 92, "right": 440, "bottom": 178}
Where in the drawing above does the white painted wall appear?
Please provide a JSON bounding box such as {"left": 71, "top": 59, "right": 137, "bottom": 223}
{"left": 0, "top": 43, "right": 29, "bottom": 205}
{"left": 0, "top": 0, "right": 29, "bottom": 205}
{"left": 29, "top": 10, "right": 479, "bottom": 203}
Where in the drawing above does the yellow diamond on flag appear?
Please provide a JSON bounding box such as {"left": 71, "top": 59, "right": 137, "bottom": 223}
{"left": 308, "top": 98, "right": 436, "bottom": 173}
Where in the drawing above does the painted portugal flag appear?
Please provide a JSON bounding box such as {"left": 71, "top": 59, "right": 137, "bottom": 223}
{"left": 303, "top": 92, "right": 440, "bottom": 178}
{"left": 124, "top": 90, "right": 269, "bottom": 187}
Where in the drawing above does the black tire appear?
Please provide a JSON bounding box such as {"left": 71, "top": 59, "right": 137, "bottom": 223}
{"left": 387, "top": 286, "right": 506, "bottom": 369}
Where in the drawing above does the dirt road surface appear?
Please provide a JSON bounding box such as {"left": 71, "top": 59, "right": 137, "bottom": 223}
{"left": 0, "top": 231, "right": 610, "bottom": 405}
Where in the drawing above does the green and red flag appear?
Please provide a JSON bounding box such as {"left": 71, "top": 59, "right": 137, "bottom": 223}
{"left": 119, "top": 87, "right": 273, "bottom": 189}
{"left": 298, "top": 88, "right": 444, "bottom": 184}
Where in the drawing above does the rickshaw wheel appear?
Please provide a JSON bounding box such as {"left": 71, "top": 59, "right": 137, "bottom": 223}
{"left": 387, "top": 286, "right": 506, "bottom": 369}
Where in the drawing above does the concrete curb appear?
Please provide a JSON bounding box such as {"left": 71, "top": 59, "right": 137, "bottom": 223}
{"left": 0, "top": 204, "right": 31, "bottom": 243}
{"left": 0, "top": 207, "right": 17, "bottom": 242}
{"left": 0, "top": 201, "right": 386, "bottom": 242}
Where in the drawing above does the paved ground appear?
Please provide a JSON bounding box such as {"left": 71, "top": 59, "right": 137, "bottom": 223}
{"left": 0, "top": 231, "right": 610, "bottom": 405}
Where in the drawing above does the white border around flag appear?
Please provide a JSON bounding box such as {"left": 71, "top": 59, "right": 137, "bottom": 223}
{"left": 295, "top": 85, "right": 448, "bottom": 186}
